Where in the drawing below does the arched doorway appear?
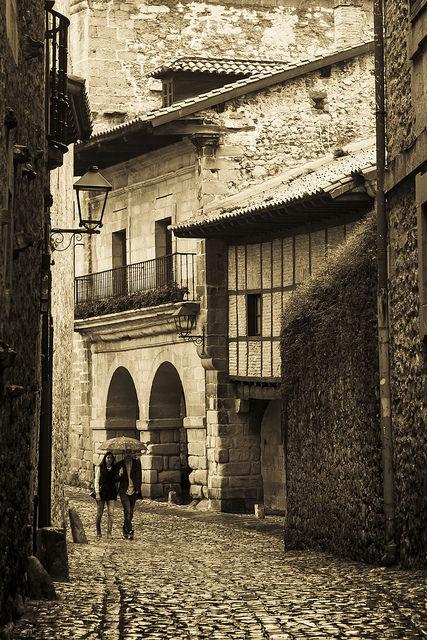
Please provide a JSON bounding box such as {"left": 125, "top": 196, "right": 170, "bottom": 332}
{"left": 149, "top": 362, "right": 191, "bottom": 501}
{"left": 260, "top": 399, "right": 286, "bottom": 512}
{"left": 105, "top": 367, "right": 139, "bottom": 439}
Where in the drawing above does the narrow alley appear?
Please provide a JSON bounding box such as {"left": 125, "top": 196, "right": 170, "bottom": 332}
{"left": 12, "top": 489, "right": 426, "bottom": 640}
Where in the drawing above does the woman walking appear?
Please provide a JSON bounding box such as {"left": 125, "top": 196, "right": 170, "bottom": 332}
{"left": 94, "top": 451, "right": 117, "bottom": 539}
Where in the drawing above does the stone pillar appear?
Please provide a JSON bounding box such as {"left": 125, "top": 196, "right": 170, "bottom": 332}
{"left": 201, "top": 238, "right": 263, "bottom": 512}
{"left": 69, "top": 333, "right": 93, "bottom": 486}
{"left": 139, "top": 419, "right": 182, "bottom": 499}
{"left": 334, "top": 1, "right": 365, "bottom": 49}
{"left": 185, "top": 416, "right": 207, "bottom": 499}
{"left": 191, "top": 133, "right": 223, "bottom": 213}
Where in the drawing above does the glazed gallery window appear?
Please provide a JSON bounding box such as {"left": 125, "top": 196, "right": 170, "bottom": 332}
{"left": 247, "top": 293, "right": 261, "bottom": 336}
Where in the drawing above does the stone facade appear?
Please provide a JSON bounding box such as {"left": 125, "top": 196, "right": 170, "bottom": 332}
{"left": 69, "top": 0, "right": 373, "bottom": 131}
{"left": 71, "top": 3, "right": 375, "bottom": 512}
{"left": 50, "top": 148, "right": 75, "bottom": 529}
{"left": 0, "top": 0, "right": 47, "bottom": 629}
{"left": 383, "top": 0, "right": 427, "bottom": 566}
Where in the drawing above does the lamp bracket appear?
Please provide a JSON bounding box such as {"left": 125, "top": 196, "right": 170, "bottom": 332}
{"left": 50, "top": 227, "right": 100, "bottom": 252}
{"left": 182, "top": 333, "right": 204, "bottom": 347}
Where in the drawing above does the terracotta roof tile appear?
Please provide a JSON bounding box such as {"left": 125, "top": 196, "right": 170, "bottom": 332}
{"left": 80, "top": 40, "right": 374, "bottom": 146}
{"left": 150, "top": 56, "right": 291, "bottom": 78}
{"left": 172, "top": 146, "right": 376, "bottom": 234}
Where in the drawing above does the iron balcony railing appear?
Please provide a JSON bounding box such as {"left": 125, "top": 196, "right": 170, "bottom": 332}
{"left": 75, "top": 253, "right": 196, "bottom": 305}
{"left": 45, "top": 5, "right": 70, "bottom": 151}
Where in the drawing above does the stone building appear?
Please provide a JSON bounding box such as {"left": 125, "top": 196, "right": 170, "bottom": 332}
{"left": 382, "top": 0, "right": 426, "bottom": 565}
{"left": 68, "top": 0, "right": 373, "bottom": 131}
{"left": 71, "top": 32, "right": 375, "bottom": 512}
{"left": 0, "top": 0, "right": 91, "bottom": 632}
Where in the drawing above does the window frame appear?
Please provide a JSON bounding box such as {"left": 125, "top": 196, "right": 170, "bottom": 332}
{"left": 247, "top": 292, "right": 262, "bottom": 337}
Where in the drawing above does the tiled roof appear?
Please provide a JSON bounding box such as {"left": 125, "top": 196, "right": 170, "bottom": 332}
{"left": 171, "top": 146, "right": 376, "bottom": 235}
{"left": 79, "top": 40, "right": 374, "bottom": 147}
{"left": 150, "top": 56, "right": 291, "bottom": 78}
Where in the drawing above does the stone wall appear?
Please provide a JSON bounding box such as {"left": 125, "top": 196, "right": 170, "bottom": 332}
{"left": 50, "top": 148, "right": 75, "bottom": 529}
{"left": 69, "top": 0, "right": 373, "bottom": 131}
{"left": 201, "top": 52, "right": 375, "bottom": 204}
{"left": 383, "top": 1, "right": 416, "bottom": 161}
{"left": 384, "top": 0, "right": 427, "bottom": 567}
{"left": 387, "top": 180, "right": 427, "bottom": 567}
{"left": 0, "top": 0, "right": 47, "bottom": 629}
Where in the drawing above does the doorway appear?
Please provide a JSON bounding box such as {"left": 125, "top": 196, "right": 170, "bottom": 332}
{"left": 260, "top": 400, "right": 286, "bottom": 512}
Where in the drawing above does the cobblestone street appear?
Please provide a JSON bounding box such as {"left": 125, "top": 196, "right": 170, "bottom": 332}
{"left": 12, "top": 489, "right": 426, "bottom": 640}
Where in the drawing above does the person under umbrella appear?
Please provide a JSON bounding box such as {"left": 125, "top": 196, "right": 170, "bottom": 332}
{"left": 94, "top": 451, "right": 118, "bottom": 539}
{"left": 115, "top": 449, "right": 143, "bottom": 540}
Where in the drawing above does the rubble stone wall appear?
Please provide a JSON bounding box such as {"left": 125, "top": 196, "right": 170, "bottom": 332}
{"left": 69, "top": 0, "right": 373, "bottom": 131}
{"left": 202, "top": 52, "right": 375, "bottom": 203}
{"left": 0, "top": 0, "right": 47, "bottom": 628}
{"left": 387, "top": 180, "right": 427, "bottom": 568}
{"left": 383, "top": 0, "right": 416, "bottom": 161}
{"left": 384, "top": 0, "right": 426, "bottom": 567}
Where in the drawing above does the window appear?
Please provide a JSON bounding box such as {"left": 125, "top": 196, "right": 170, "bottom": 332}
{"left": 417, "top": 172, "right": 427, "bottom": 335}
{"left": 162, "top": 80, "right": 174, "bottom": 107}
{"left": 112, "top": 229, "right": 127, "bottom": 296}
{"left": 247, "top": 293, "right": 261, "bottom": 337}
{"left": 6, "top": 0, "right": 19, "bottom": 63}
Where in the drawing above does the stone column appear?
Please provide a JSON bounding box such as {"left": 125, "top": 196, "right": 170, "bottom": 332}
{"left": 201, "top": 238, "right": 263, "bottom": 512}
{"left": 69, "top": 333, "right": 93, "bottom": 486}
{"left": 334, "top": 1, "right": 365, "bottom": 49}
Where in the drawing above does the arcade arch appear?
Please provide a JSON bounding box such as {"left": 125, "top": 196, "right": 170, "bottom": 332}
{"left": 148, "top": 362, "right": 191, "bottom": 501}
{"left": 105, "top": 366, "right": 139, "bottom": 439}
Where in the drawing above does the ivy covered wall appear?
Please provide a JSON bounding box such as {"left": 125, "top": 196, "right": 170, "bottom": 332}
{"left": 281, "top": 216, "right": 385, "bottom": 563}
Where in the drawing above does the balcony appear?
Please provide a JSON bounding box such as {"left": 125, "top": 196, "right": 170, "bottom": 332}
{"left": 75, "top": 253, "right": 196, "bottom": 319}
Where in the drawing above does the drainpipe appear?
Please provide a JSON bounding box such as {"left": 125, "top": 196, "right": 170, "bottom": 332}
{"left": 373, "top": 0, "right": 397, "bottom": 565}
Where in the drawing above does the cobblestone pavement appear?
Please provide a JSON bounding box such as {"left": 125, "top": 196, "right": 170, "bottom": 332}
{"left": 12, "top": 488, "right": 426, "bottom": 640}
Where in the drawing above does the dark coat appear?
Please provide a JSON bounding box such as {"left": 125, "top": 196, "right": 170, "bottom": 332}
{"left": 115, "top": 458, "right": 142, "bottom": 497}
{"left": 98, "top": 464, "right": 118, "bottom": 501}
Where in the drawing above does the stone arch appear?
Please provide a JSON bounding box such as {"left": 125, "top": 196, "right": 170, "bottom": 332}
{"left": 105, "top": 366, "right": 140, "bottom": 439}
{"left": 147, "top": 361, "right": 191, "bottom": 501}
{"left": 149, "top": 361, "right": 186, "bottom": 422}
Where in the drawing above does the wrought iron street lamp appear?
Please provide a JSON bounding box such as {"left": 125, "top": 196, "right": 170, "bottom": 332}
{"left": 73, "top": 165, "right": 112, "bottom": 231}
{"left": 50, "top": 165, "right": 112, "bottom": 251}
{"left": 173, "top": 302, "right": 205, "bottom": 348}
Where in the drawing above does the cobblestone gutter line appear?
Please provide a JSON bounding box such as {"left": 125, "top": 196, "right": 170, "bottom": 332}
{"left": 100, "top": 550, "right": 121, "bottom": 640}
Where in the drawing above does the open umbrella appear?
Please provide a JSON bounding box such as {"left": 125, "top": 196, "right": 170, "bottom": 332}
{"left": 97, "top": 436, "right": 147, "bottom": 456}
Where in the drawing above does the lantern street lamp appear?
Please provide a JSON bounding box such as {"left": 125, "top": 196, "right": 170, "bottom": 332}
{"left": 50, "top": 166, "right": 112, "bottom": 251}
{"left": 73, "top": 165, "right": 112, "bottom": 231}
{"left": 173, "top": 302, "right": 205, "bottom": 348}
